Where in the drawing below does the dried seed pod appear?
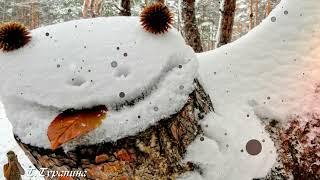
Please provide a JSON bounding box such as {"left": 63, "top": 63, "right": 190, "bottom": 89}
{"left": 140, "top": 3, "right": 173, "bottom": 34}
{"left": 0, "top": 22, "right": 31, "bottom": 52}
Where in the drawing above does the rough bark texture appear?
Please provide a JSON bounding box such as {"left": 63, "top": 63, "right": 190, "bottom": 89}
{"left": 15, "top": 79, "right": 214, "bottom": 179}
{"left": 82, "top": 0, "right": 103, "bottom": 18}
{"left": 181, "top": 0, "right": 203, "bottom": 53}
{"left": 258, "top": 117, "right": 320, "bottom": 180}
{"left": 30, "top": 2, "right": 40, "bottom": 29}
{"left": 119, "top": 0, "right": 131, "bottom": 16}
{"left": 215, "top": 0, "right": 236, "bottom": 48}
{"left": 249, "top": 0, "right": 254, "bottom": 30}
{"left": 266, "top": 0, "right": 271, "bottom": 16}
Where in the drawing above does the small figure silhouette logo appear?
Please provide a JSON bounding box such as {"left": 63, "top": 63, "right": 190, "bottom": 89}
{"left": 3, "top": 151, "right": 25, "bottom": 180}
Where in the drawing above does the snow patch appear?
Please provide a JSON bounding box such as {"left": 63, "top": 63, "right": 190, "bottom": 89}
{"left": 182, "top": 0, "right": 320, "bottom": 179}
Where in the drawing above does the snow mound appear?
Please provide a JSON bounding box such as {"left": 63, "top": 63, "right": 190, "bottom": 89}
{"left": 0, "top": 17, "right": 193, "bottom": 109}
{"left": 0, "top": 17, "right": 198, "bottom": 149}
{"left": 182, "top": 0, "right": 320, "bottom": 179}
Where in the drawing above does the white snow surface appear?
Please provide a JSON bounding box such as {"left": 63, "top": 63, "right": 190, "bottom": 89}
{"left": 0, "top": 17, "right": 198, "bottom": 149}
{"left": 1, "top": 0, "right": 320, "bottom": 179}
{"left": 182, "top": 0, "right": 320, "bottom": 179}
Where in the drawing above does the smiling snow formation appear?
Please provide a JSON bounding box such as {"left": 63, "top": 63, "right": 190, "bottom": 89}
{"left": 0, "top": 7, "right": 216, "bottom": 179}
{"left": 0, "top": 16, "right": 199, "bottom": 148}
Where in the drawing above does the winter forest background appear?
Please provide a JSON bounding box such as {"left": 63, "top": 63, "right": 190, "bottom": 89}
{"left": 0, "top": 0, "right": 280, "bottom": 52}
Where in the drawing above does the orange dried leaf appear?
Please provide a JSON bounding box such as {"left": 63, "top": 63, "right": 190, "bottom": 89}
{"left": 47, "top": 105, "right": 107, "bottom": 150}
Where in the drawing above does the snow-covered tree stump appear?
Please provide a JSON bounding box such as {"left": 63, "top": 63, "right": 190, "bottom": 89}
{"left": 14, "top": 79, "right": 213, "bottom": 179}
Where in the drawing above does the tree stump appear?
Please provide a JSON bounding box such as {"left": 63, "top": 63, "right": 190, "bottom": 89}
{"left": 259, "top": 117, "right": 320, "bottom": 180}
{"left": 14, "top": 79, "right": 214, "bottom": 179}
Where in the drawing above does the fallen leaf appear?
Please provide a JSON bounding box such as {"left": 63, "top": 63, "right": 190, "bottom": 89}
{"left": 48, "top": 105, "right": 107, "bottom": 150}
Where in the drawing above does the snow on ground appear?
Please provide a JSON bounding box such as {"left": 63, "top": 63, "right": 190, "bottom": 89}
{"left": 0, "top": 103, "right": 38, "bottom": 179}
{"left": 0, "top": 17, "right": 198, "bottom": 150}
{"left": 181, "top": 0, "right": 320, "bottom": 179}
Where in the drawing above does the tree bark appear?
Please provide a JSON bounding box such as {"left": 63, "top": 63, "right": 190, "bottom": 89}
{"left": 215, "top": 0, "right": 236, "bottom": 48}
{"left": 258, "top": 117, "right": 320, "bottom": 180}
{"left": 92, "top": 0, "right": 103, "bottom": 17}
{"left": 249, "top": 0, "right": 254, "bottom": 30}
{"left": 30, "top": 1, "right": 40, "bottom": 29}
{"left": 15, "top": 79, "right": 214, "bottom": 179}
{"left": 255, "top": 0, "right": 259, "bottom": 26}
{"left": 265, "top": 0, "right": 271, "bottom": 16}
{"left": 181, "top": 0, "right": 203, "bottom": 53}
{"left": 119, "top": 0, "right": 131, "bottom": 16}
{"left": 82, "top": 0, "right": 90, "bottom": 17}
{"left": 83, "top": 0, "right": 103, "bottom": 18}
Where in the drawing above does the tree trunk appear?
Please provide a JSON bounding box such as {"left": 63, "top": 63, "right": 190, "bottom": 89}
{"left": 181, "top": 0, "right": 203, "bottom": 53}
{"left": 119, "top": 0, "right": 131, "bottom": 16}
{"left": 255, "top": 0, "right": 259, "bottom": 26}
{"left": 82, "top": 0, "right": 90, "bottom": 17}
{"left": 30, "top": 1, "right": 40, "bottom": 29}
{"left": 215, "top": 0, "right": 236, "bottom": 48}
{"left": 176, "top": 0, "right": 182, "bottom": 33}
{"left": 83, "top": 0, "right": 103, "bottom": 18}
{"left": 92, "top": 0, "right": 103, "bottom": 17}
{"left": 258, "top": 117, "right": 320, "bottom": 180}
{"left": 15, "top": 79, "right": 214, "bottom": 179}
{"left": 249, "top": 0, "right": 254, "bottom": 30}
{"left": 265, "top": 0, "right": 271, "bottom": 16}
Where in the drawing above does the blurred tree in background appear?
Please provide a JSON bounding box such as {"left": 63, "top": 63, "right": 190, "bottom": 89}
{"left": 215, "top": 0, "right": 236, "bottom": 48}
{"left": 181, "top": 0, "right": 203, "bottom": 52}
{"left": 0, "top": 0, "right": 280, "bottom": 52}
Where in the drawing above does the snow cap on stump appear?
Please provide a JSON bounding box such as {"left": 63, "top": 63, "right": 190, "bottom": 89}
{"left": 0, "top": 17, "right": 198, "bottom": 150}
